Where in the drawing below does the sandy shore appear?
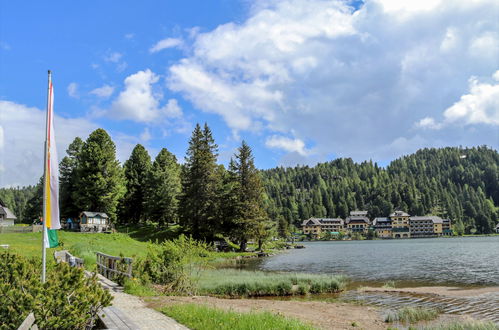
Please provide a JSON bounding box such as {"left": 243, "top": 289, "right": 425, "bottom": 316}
{"left": 146, "top": 286, "right": 498, "bottom": 329}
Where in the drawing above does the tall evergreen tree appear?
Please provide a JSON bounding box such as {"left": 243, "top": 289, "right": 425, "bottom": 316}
{"left": 230, "top": 141, "right": 269, "bottom": 251}
{"left": 73, "top": 129, "right": 125, "bottom": 222}
{"left": 59, "top": 137, "right": 84, "bottom": 220}
{"left": 179, "top": 123, "right": 219, "bottom": 240}
{"left": 121, "top": 144, "right": 151, "bottom": 224}
{"left": 145, "top": 148, "right": 181, "bottom": 226}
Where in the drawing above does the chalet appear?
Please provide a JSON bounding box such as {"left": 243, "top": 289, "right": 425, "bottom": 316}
{"left": 79, "top": 212, "right": 110, "bottom": 233}
{"left": 301, "top": 218, "right": 344, "bottom": 238}
{"left": 372, "top": 217, "right": 392, "bottom": 238}
{"left": 0, "top": 199, "right": 16, "bottom": 226}
{"left": 389, "top": 211, "right": 410, "bottom": 238}
{"left": 345, "top": 215, "right": 370, "bottom": 233}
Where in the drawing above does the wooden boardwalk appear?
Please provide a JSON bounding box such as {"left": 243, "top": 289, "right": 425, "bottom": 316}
{"left": 95, "top": 273, "right": 189, "bottom": 330}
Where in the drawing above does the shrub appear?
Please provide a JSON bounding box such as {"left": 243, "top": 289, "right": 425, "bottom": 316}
{"left": 0, "top": 250, "right": 112, "bottom": 329}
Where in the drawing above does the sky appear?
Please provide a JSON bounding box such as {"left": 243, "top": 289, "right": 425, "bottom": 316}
{"left": 0, "top": 0, "right": 498, "bottom": 187}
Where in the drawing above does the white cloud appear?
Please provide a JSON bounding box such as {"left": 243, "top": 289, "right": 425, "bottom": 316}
{"left": 90, "top": 85, "right": 115, "bottom": 98}
{"left": 109, "top": 69, "right": 183, "bottom": 122}
{"left": 149, "top": 38, "right": 183, "bottom": 53}
{"left": 443, "top": 73, "right": 499, "bottom": 126}
{"left": 104, "top": 52, "right": 123, "bottom": 63}
{"left": 67, "top": 82, "right": 79, "bottom": 98}
{"left": 167, "top": 0, "right": 499, "bottom": 164}
{"left": 0, "top": 101, "right": 97, "bottom": 187}
{"left": 125, "top": 33, "right": 135, "bottom": 39}
{"left": 265, "top": 135, "right": 309, "bottom": 156}
{"left": 140, "top": 128, "right": 152, "bottom": 142}
{"left": 0, "top": 125, "right": 4, "bottom": 150}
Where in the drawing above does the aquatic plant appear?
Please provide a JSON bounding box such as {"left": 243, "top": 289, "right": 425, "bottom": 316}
{"left": 385, "top": 307, "right": 440, "bottom": 324}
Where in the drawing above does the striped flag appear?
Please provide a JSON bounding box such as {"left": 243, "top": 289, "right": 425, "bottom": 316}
{"left": 43, "top": 72, "right": 61, "bottom": 235}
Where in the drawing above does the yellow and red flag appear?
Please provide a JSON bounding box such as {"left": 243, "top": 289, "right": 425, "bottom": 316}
{"left": 43, "top": 71, "right": 60, "bottom": 231}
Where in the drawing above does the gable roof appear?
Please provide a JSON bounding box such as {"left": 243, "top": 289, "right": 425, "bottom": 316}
{"left": 302, "top": 218, "right": 321, "bottom": 226}
{"left": 80, "top": 211, "right": 108, "bottom": 218}
{"left": 410, "top": 216, "right": 443, "bottom": 223}
{"left": 0, "top": 206, "right": 17, "bottom": 220}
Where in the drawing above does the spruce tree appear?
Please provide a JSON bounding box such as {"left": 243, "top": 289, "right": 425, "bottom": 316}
{"left": 121, "top": 144, "right": 151, "bottom": 224}
{"left": 59, "top": 137, "right": 83, "bottom": 220}
{"left": 145, "top": 148, "right": 181, "bottom": 226}
{"left": 73, "top": 129, "right": 125, "bottom": 222}
{"left": 179, "top": 123, "right": 219, "bottom": 240}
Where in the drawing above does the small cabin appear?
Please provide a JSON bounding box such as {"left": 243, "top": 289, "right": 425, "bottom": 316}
{"left": 79, "top": 211, "right": 109, "bottom": 233}
{"left": 0, "top": 199, "right": 16, "bottom": 226}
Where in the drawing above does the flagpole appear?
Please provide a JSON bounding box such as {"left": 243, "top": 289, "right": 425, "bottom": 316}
{"left": 41, "top": 70, "right": 52, "bottom": 283}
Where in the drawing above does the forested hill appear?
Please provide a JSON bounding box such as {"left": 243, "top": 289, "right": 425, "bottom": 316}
{"left": 262, "top": 146, "right": 499, "bottom": 234}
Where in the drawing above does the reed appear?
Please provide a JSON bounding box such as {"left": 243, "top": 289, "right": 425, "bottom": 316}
{"left": 385, "top": 307, "right": 440, "bottom": 324}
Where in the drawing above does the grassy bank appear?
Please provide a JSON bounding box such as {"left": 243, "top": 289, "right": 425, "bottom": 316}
{"left": 160, "top": 303, "right": 315, "bottom": 330}
{"left": 385, "top": 307, "right": 440, "bottom": 324}
{"left": 196, "top": 268, "right": 347, "bottom": 297}
{"left": 422, "top": 320, "right": 498, "bottom": 330}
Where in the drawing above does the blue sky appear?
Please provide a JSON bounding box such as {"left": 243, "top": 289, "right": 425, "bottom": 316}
{"left": 1, "top": 0, "right": 498, "bottom": 187}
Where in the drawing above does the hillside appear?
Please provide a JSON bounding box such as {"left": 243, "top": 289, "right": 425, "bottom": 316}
{"left": 262, "top": 146, "right": 498, "bottom": 234}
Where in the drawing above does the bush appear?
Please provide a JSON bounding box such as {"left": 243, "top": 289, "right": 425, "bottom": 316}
{"left": 0, "top": 250, "right": 112, "bottom": 329}
{"left": 134, "top": 235, "right": 211, "bottom": 294}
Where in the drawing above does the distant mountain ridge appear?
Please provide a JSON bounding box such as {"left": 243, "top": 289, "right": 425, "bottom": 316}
{"left": 262, "top": 146, "right": 498, "bottom": 234}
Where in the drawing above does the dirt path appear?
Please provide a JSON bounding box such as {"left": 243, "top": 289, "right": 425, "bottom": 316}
{"left": 147, "top": 295, "right": 387, "bottom": 330}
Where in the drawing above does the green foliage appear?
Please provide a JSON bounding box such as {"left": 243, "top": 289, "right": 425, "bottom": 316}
{"left": 196, "top": 268, "right": 347, "bottom": 297}
{"left": 0, "top": 185, "right": 37, "bottom": 223}
{"left": 120, "top": 144, "right": 152, "bottom": 224}
{"left": 0, "top": 250, "right": 112, "bottom": 329}
{"left": 123, "top": 277, "right": 158, "bottom": 297}
{"left": 145, "top": 148, "right": 181, "bottom": 226}
{"left": 420, "top": 320, "right": 498, "bottom": 330}
{"left": 262, "top": 146, "right": 499, "bottom": 234}
{"left": 59, "top": 137, "right": 84, "bottom": 220}
{"left": 134, "top": 235, "right": 211, "bottom": 294}
{"left": 73, "top": 128, "right": 126, "bottom": 222}
{"left": 161, "top": 303, "right": 316, "bottom": 330}
{"left": 385, "top": 307, "right": 440, "bottom": 324}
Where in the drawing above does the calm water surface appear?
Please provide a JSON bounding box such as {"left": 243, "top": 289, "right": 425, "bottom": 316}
{"left": 255, "top": 237, "right": 499, "bottom": 286}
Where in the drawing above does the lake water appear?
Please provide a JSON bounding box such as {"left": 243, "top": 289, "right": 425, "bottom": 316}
{"left": 254, "top": 237, "right": 499, "bottom": 286}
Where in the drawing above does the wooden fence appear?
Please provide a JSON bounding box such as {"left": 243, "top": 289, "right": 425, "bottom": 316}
{"left": 53, "top": 250, "right": 84, "bottom": 268}
{"left": 17, "top": 312, "right": 37, "bottom": 330}
{"left": 96, "top": 252, "right": 133, "bottom": 282}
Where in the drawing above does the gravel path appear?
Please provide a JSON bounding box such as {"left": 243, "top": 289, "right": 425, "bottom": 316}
{"left": 96, "top": 274, "right": 189, "bottom": 330}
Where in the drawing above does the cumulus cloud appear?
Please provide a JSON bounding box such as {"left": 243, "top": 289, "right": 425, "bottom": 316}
{"left": 443, "top": 72, "right": 499, "bottom": 126}
{"left": 149, "top": 38, "right": 183, "bottom": 53}
{"left": 67, "top": 82, "right": 79, "bottom": 98}
{"left": 90, "top": 85, "right": 115, "bottom": 98}
{"left": 109, "top": 69, "right": 183, "bottom": 122}
{"left": 0, "top": 101, "right": 97, "bottom": 187}
{"left": 265, "top": 135, "right": 309, "bottom": 156}
{"left": 167, "top": 0, "right": 499, "bottom": 163}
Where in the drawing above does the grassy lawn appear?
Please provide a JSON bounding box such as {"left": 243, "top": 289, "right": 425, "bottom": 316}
{"left": 0, "top": 231, "right": 151, "bottom": 268}
{"left": 160, "top": 303, "right": 316, "bottom": 330}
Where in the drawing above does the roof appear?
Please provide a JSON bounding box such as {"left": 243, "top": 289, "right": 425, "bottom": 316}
{"left": 318, "top": 218, "right": 343, "bottom": 224}
{"left": 80, "top": 211, "right": 108, "bottom": 218}
{"left": 302, "top": 218, "right": 344, "bottom": 226}
{"left": 390, "top": 211, "right": 410, "bottom": 217}
{"left": 0, "top": 206, "right": 17, "bottom": 220}
{"left": 410, "top": 216, "right": 443, "bottom": 223}
{"left": 350, "top": 210, "right": 368, "bottom": 216}
{"left": 301, "top": 218, "right": 321, "bottom": 226}
{"left": 345, "top": 216, "right": 370, "bottom": 224}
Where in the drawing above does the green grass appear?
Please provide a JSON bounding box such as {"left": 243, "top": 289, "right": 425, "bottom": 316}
{"left": 161, "top": 303, "right": 316, "bottom": 330}
{"left": 385, "top": 307, "right": 440, "bottom": 324}
{"left": 123, "top": 278, "right": 158, "bottom": 296}
{"left": 382, "top": 280, "right": 396, "bottom": 288}
{"left": 115, "top": 223, "right": 182, "bottom": 243}
{"left": 0, "top": 231, "right": 151, "bottom": 268}
{"left": 195, "top": 268, "right": 347, "bottom": 297}
{"left": 421, "top": 320, "right": 498, "bottom": 330}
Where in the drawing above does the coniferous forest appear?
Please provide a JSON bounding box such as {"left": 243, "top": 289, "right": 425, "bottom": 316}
{"left": 1, "top": 126, "right": 498, "bottom": 238}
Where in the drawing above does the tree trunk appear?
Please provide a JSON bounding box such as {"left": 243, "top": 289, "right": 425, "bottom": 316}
{"left": 257, "top": 239, "right": 263, "bottom": 251}
{"left": 239, "top": 239, "right": 247, "bottom": 252}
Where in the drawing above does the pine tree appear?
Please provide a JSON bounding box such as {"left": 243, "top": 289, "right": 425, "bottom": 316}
{"left": 179, "top": 123, "right": 219, "bottom": 240}
{"left": 59, "top": 137, "right": 83, "bottom": 220}
{"left": 73, "top": 129, "right": 125, "bottom": 223}
{"left": 121, "top": 144, "right": 151, "bottom": 224}
{"left": 145, "top": 148, "right": 181, "bottom": 226}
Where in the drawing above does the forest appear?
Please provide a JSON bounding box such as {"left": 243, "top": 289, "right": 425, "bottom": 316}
{"left": 1, "top": 127, "right": 498, "bottom": 237}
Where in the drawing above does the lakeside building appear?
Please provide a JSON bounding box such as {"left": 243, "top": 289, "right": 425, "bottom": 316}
{"left": 389, "top": 211, "right": 411, "bottom": 238}
{"left": 301, "top": 210, "right": 453, "bottom": 239}
{"left": 301, "top": 218, "right": 344, "bottom": 238}
{"left": 372, "top": 217, "right": 392, "bottom": 238}
{"left": 0, "top": 199, "right": 16, "bottom": 226}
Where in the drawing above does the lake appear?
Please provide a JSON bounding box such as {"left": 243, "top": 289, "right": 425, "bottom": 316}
{"left": 253, "top": 236, "right": 499, "bottom": 286}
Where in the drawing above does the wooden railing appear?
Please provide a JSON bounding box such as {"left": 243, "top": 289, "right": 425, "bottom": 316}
{"left": 96, "top": 252, "right": 133, "bottom": 281}
{"left": 54, "top": 250, "right": 84, "bottom": 268}
{"left": 17, "top": 312, "right": 37, "bottom": 330}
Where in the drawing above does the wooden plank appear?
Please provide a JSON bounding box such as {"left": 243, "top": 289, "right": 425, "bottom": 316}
{"left": 17, "top": 312, "right": 35, "bottom": 330}
{"left": 99, "top": 306, "right": 140, "bottom": 329}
